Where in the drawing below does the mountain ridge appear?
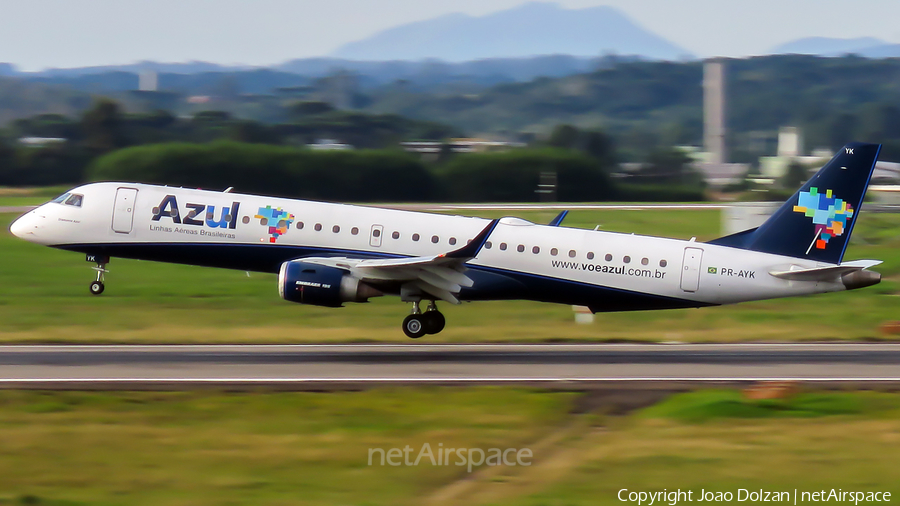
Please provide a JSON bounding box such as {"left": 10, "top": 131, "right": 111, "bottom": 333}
{"left": 331, "top": 2, "right": 691, "bottom": 62}
{"left": 771, "top": 36, "right": 900, "bottom": 58}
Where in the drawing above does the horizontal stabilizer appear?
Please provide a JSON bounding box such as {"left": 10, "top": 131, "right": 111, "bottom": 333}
{"left": 769, "top": 260, "right": 882, "bottom": 281}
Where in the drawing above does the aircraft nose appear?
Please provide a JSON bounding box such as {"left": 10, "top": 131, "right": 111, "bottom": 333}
{"left": 9, "top": 212, "right": 39, "bottom": 240}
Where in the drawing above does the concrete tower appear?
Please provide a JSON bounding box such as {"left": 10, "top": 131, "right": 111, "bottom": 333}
{"left": 703, "top": 59, "right": 727, "bottom": 164}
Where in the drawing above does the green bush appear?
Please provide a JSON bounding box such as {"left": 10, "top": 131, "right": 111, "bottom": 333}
{"left": 88, "top": 142, "right": 709, "bottom": 203}
{"left": 436, "top": 148, "right": 615, "bottom": 202}
{"left": 88, "top": 141, "right": 436, "bottom": 202}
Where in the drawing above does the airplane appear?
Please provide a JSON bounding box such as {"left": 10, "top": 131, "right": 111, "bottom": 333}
{"left": 8, "top": 142, "right": 883, "bottom": 338}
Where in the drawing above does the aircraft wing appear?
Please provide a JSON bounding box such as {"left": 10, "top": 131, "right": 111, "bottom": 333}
{"left": 298, "top": 219, "right": 499, "bottom": 304}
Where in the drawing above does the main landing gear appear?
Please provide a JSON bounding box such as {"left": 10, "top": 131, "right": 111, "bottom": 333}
{"left": 87, "top": 254, "right": 109, "bottom": 295}
{"left": 402, "top": 300, "right": 446, "bottom": 339}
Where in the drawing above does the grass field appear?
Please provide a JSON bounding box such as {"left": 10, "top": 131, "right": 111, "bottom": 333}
{"left": 0, "top": 186, "right": 69, "bottom": 207}
{"left": 1, "top": 205, "right": 899, "bottom": 343}
{"left": 0, "top": 388, "right": 896, "bottom": 506}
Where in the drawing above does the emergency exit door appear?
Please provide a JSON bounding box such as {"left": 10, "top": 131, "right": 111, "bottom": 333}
{"left": 680, "top": 247, "right": 704, "bottom": 292}
{"left": 111, "top": 187, "right": 138, "bottom": 234}
{"left": 369, "top": 224, "right": 384, "bottom": 247}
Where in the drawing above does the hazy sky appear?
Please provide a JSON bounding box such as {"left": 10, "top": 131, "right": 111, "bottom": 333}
{"left": 2, "top": 0, "right": 899, "bottom": 71}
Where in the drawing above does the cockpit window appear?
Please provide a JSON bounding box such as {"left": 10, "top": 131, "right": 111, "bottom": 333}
{"left": 64, "top": 194, "right": 83, "bottom": 207}
{"left": 52, "top": 192, "right": 83, "bottom": 207}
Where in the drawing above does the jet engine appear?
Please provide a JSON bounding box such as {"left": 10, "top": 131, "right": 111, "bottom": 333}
{"left": 278, "top": 261, "right": 382, "bottom": 307}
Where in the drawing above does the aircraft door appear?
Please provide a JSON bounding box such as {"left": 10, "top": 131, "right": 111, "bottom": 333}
{"left": 111, "top": 187, "right": 138, "bottom": 234}
{"left": 680, "top": 247, "right": 703, "bottom": 292}
{"left": 369, "top": 224, "right": 384, "bottom": 247}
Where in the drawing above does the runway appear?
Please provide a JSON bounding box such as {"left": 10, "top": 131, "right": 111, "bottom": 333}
{"left": 2, "top": 343, "right": 900, "bottom": 388}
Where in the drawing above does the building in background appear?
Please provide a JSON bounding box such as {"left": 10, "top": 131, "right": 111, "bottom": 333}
{"left": 703, "top": 59, "right": 727, "bottom": 165}
{"left": 138, "top": 70, "right": 158, "bottom": 92}
{"left": 693, "top": 59, "right": 749, "bottom": 188}
{"left": 759, "top": 127, "right": 832, "bottom": 181}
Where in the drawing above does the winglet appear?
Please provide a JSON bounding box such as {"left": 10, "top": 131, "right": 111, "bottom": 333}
{"left": 445, "top": 219, "right": 500, "bottom": 259}
{"left": 548, "top": 210, "right": 568, "bottom": 227}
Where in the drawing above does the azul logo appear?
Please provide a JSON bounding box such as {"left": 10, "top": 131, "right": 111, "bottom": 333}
{"left": 255, "top": 205, "right": 294, "bottom": 243}
{"left": 792, "top": 187, "right": 854, "bottom": 252}
{"left": 152, "top": 195, "right": 240, "bottom": 229}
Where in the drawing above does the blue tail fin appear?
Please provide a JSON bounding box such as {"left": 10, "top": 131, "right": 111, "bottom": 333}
{"left": 709, "top": 142, "right": 881, "bottom": 264}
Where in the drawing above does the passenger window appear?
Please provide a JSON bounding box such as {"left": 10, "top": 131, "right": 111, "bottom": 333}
{"left": 550, "top": 248, "right": 558, "bottom": 256}
{"left": 372, "top": 228, "right": 381, "bottom": 237}
{"left": 485, "top": 241, "right": 492, "bottom": 249}
{"left": 499, "top": 243, "right": 508, "bottom": 251}
{"left": 605, "top": 254, "right": 612, "bottom": 262}
{"left": 333, "top": 225, "right": 340, "bottom": 233}
{"left": 243, "top": 216, "right": 251, "bottom": 225}
{"left": 315, "top": 223, "right": 323, "bottom": 231}
{"left": 392, "top": 231, "right": 400, "bottom": 239}
{"left": 587, "top": 252, "right": 594, "bottom": 260}
{"left": 660, "top": 259, "right": 668, "bottom": 267}
{"left": 532, "top": 246, "right": 540, "bottom": 254}
{"left": 624, "top": 256, "right": 631, "bottom": 263}
{"left": 449, "top": 237, "right": 457, "bottom": 245}
{"left": 431, "top": 235, "right": 439, "bottom": 243}
{"left": 296, "top": 221, "right": 304, "bottom": 229}
{"left": 568, "top": 250, "right": 576, "bottom": 258}
{"left": 517, "top": 244, "right": 525, "bottom": 252}
{"left": 641, "top": 258, "right": 649, "bottom": 265}
{"left": 351, "top": 227, "right": 358, "bottom": 235}
{"left": 412, "top": 233, "right": 420, "bottom": 241}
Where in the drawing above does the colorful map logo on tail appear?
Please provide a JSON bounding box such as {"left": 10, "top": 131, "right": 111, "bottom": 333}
{"left": 255, "top": 206, "right": 295, "bottom": 243}
{"left": 792, "top": 187, "right": 854, "bottom": 253}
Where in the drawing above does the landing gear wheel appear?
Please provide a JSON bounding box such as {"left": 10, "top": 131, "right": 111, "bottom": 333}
{"left": 423, "top": 311, "right": 446, "bottom": 334}
{"left": 88, "top": 255, "right": 110, "bottom": 296}
{"left": 89, "top": 281, "right": 105, "bottom": 295}
{"left": 403, "top": 314, "right": 427, "bottom": 339}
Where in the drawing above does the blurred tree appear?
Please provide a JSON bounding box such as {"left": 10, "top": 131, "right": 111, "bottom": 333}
{"left": 140, "top": 110, "right": 177, "bottom": 129}
{"left": 439, "top": 148, "right": 615, "bottom": 202}
{"left": 545, "top": 124, "right": 616, "bottom": 167}
{"left": 192, "top": 110, "right": 232, "bottom": 124}
{"left": 436, "top": 141, "right": 455, "bottom": 163}
{"left": 583, "top": 129, "right": 616, "bottom": 167}
{"left": 0, "top": 138, "right": 15, "bottom": 174}
{"left": 230, "top": 121, "right": 281, "bottom": 144}
{"left": 858, "top": 103, "right": 900, "bottom": 142}
{"left": 81, "top": 99, "right": 123, "bottom": 154}
{"left": 825, "top": 113, "right": 858, "bottom": 151}
{"left": 781, "top": 161, "right": 809, "bottom": 190}
{"left": 638, "top": 147, "right": 702, "bottom": 186}
{"left": 548, "top": 124, "right": 579, "bottom": 149}
{"left": 12, "top": 114, "right": 80, "bottom": 140}
{"left": 288, "top": 101, "right": 335, "bottom": 120}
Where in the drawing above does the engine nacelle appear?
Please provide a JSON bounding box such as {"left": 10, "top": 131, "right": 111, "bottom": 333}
{"left": 278, "top": 261, "right": 382, "bottom": 307}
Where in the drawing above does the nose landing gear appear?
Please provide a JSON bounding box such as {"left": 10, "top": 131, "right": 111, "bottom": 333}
{"left": 87, "top": 254, "right": 109, "bottom": 295}
{"left": 402, "top": 300, "right": 446, "bottom": 339}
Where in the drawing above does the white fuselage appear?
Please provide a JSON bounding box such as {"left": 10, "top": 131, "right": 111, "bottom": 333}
{"left": 9, "top": 182, "right": 848, "bottom": 310}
